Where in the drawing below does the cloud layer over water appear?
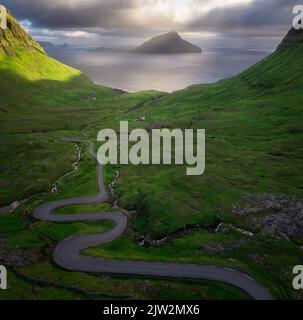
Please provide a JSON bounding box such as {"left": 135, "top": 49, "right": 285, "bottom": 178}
{"left": 1, "top": 0, "right": 297, "bottom": 44}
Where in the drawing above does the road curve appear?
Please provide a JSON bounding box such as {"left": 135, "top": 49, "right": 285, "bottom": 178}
{"left": 34, "top": 138, "right": 273, "bottom": 300}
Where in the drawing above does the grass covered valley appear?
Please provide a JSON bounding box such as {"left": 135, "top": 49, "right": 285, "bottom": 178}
{"left": 0, "top": 10, "right": 303, "bottom": 300}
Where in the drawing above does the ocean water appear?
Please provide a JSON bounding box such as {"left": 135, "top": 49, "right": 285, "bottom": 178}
{"left": 46, "top": 47, "right": 271, "bottom": 93}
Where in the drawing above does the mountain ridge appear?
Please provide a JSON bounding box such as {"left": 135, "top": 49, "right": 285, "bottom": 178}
{"left": 1, "top": 10, "right": 303, "bottom": 301}
{"left": 0, "top": 8, "right": 44, "bottom": 54}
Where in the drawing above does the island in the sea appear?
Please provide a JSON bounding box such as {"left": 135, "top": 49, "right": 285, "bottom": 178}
{"left": 134, "top": 31, "right": 202, "bottom": 54}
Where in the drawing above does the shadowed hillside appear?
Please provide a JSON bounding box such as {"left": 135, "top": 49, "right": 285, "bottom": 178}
{"left": 0, "top": 9, "right": 162, "bottom": 204}
{"left": 121, "top": 26, "right": 303, "bottom": 236}
{"left": 278, "top": 27, "right": 303, "bottom": 50}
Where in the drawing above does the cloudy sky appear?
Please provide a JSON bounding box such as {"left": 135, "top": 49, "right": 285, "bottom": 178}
{"left": 1, "top": 0, "right": 297, "bottom": 47}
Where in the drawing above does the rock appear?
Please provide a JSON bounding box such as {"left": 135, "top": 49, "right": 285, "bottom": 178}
{"left": 277, "top": 27, "right": 303, "bottom": 50}
{"left": 0, "top": 200, "right": 22, "bottom": 215}
{"left": 233, "top": 193, "right": 303, "bottom": 241}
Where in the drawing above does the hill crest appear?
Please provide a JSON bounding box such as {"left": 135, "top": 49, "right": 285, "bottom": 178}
{"left": 0, "top": 8, "right": 44, "bottom": 54}
{"left": 277, "top": 27, "right": 303, "bottom": 50}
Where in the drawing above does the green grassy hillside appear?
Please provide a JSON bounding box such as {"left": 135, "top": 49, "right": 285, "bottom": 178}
{"left": 111, "top": 27, "right": 303, "bottom": 239}
{"left": 2, "top": 10, "right": 212, "bottom": 301}
{"left": 82, "top": 28, "right": 303, "bottom": 299}
{"left": 0, "top": 11, "right": 117, "bottom": 112}
{"left": 0, "top": 9, "right": 43, "bottom": 53}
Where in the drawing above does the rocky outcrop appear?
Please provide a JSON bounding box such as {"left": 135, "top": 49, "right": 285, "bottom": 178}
{"left": 233, "top": 193, "right": 303, "bottom": 241}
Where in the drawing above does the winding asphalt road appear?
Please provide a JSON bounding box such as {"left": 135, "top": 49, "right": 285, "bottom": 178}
{"left": 34, "top": 138, "right": 273, "bottom": 300}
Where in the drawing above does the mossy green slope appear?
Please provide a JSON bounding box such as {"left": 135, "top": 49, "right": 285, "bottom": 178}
{"left": 0, "top": 10, "right": 116, "bottom": 111}
{"left": 85, "top": 28, "right": 303, "bottom": 299}
{"left": 0, "top": 9, "right": 161, "bottom": 204}
{"left": 118, "top": 27, "right": 303, "bottom": 238}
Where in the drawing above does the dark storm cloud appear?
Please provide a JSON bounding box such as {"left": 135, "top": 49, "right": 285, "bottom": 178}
{"left": 189, "top": 0, "right": 298, "bottom": 33}
{"left": 0, "top": 0, "right": 298, "bottom": 35}
{"left": 1, "top": 0, "right": 141, "bottom": 28}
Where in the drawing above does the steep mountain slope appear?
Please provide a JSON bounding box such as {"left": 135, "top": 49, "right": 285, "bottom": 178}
{"left": 0, "top": 9, "right": 160, "bottom": 205}
{"left": 0, "top": 9, "right": 44, "bottom": 53}
{"left": 0, "top": 9, "right": 302, "bottom": 300}
{"left": 122, "top": 26, "right": 303, "bottom": 235}
{"left": 134, "top": 31, "right": 202, "bottom": 54}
